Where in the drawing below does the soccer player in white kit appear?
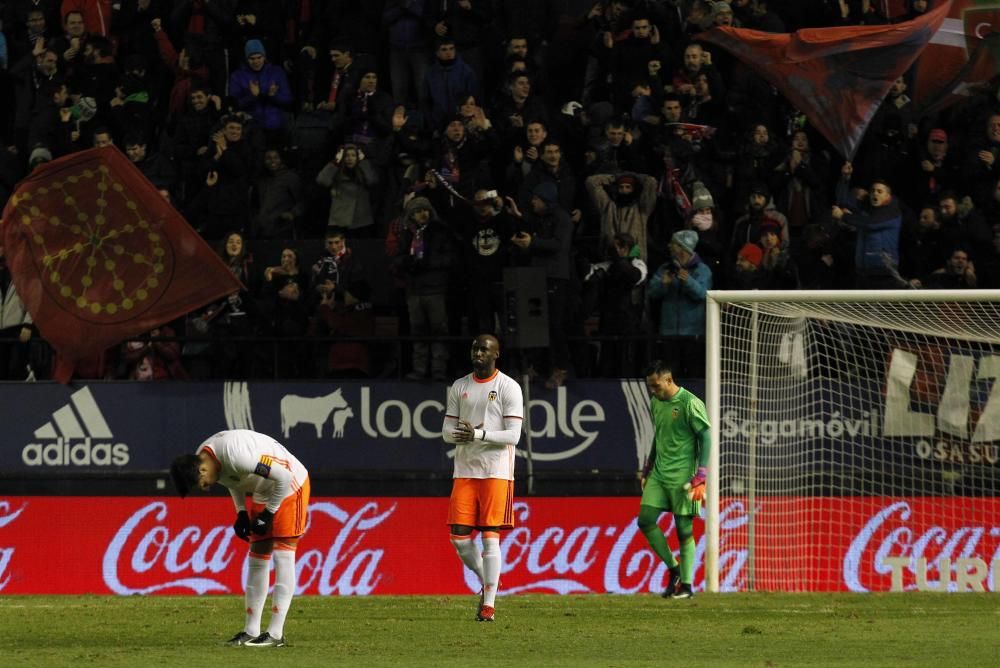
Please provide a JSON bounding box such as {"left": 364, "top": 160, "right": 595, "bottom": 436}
{"left": 170, "top": 429, "right": 310, "bottom": 647}
{"left": 442, "top": 334, "right": 524, "bottom": 622}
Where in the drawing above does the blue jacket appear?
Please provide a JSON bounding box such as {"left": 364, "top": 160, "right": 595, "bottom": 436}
{"left": 383, "top": 0, "right": 431, "bottom": 49}
{"left": 421, "top": 55, "right": 479, "bottom": 131}
{"left": 228, "top": 63, "right": 293, "bottom": 131}
{"left": 648, "top": 257, "right": 712, "bottom": 337}
{"left": 836, "top": 178, "right": 901, "bottom": 272}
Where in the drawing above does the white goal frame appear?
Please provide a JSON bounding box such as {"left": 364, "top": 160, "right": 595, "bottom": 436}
{"left": 704, "top": 289, "right": 1000, "bottom": 593}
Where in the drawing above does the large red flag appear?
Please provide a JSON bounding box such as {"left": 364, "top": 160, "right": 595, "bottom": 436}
{"left": 699, "top": 1, "right": 951, "bottom": 159}
{"left": 1, "top": 147, "right": 243, "bottom": 382}
{"left": 908, "top": 1, "right": 1000, "bottom": 111}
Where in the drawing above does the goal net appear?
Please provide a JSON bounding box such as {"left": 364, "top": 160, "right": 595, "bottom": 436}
{"left": 705, "top": 290, "right": 1000, "bottom": 593}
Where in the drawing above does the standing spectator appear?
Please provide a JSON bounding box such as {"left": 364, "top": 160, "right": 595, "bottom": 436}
{"left": 938, "top": 190, "right": 993, "bottom": 252}
{"left": 729, "top": 241, "right": 768, "bottom": 290}
{"left": 432, "top": 0, "right": 492, "bottom": 85}
{"left": 648, "top": 229, "right": 712, "bottom": 377}
{"left": 422, "top": 37, "right": 478, "bottom": 133}
{"left": 509, "top": 181, "right": 574, "bottom": 389}
{"left": 772, "top": 129, "right": 829, "bottom": 240}
{"left": 252, "top": 148, "right": 304, "bottom": 239}
{"left": 832, "top": 162, "right": 903, "bottom": 289}
{"left": 441, "top": 333, "right": 524, "bottom": 623}
{"left": 303, "top": 40, "right": 362, "bottom": 116}
{"left": 309, "top": 228, "right": 374, "bottom": 378}
{"left": 394, "top": 196, "right": 456, "bottom": 381}
{"left": 124, "top": 132, "right": 176, "bottom": 195}
{"left": 0, "top": 240, "right": 36, "bottom": 380}
{"left": 455, "top": 188, "right": 517, "bottom": 335}
{"left": 638, "top": 359, "right": 711, "bottom": 600}
{"left": 900, "top": 205, "right": 945, "bottom": 282}
{"left": 315, "top": 143, "right": 379, "bottom": 235}
{"left": 260, "top": 247, "right": 310, "bottom": 378}
{"left": 189, "top": 114, "right": 255, "bottom": 239}
{"left": 585, "top": 170, "right": 658, "bottom": 261}
{"left": 228, "top": 39, "right": 292, "bottom": 143}
{"left": 337, "top": 68, "right": 395, "bottom": 163}
{"left": 171, "top": 82, "right": 221, "bottom": 203}
{"left": 151, "top": 16, "right": 210, "bottom": 128}
{"left": 9, "top": 40, "right": 60, "bottom": 156}
{"left": 517, "top": 138, "right": 578, "bottom": 222}
{"left": 684, "top": 181, "right": 726, "bottom": 279}
{"left": 962, "top": 113, "right": 1000, "bottom": 206}
{"left": 729, "top": 183, "right": 789, "bottom": 264}
{"left": 60, "top": 0, "right": 112, "bottom": 37}
{"left": 383, "top": 0, "right": 434, "bottom": 106}
{"left": 169, "top": 0, "right": 234, "bottom": 98}
{"left": 901, "top": 128, "right": 958, "bottom": 209}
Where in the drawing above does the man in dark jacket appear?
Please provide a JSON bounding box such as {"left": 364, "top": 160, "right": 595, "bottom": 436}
{"left": 833, "top": 162, "right": 903, "bottom": 289}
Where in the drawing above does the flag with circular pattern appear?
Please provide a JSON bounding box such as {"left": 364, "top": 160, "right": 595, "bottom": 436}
{"left": 1, "top": 147, "right": 243, "bottom": 382}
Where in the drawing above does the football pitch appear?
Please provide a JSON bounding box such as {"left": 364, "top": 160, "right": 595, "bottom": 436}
{"left": 3, "top": 593, "right": 997, "bottom": 667}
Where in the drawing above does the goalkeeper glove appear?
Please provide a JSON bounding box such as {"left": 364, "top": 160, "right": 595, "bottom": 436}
{"left": 233, "top": 510, "right": 251, "bottom": 541}
{"left": 684, "top": 467, "right": 707, "bottom": 502}
{"left": 250, "top": 509, "right": 274, "bottom": 535}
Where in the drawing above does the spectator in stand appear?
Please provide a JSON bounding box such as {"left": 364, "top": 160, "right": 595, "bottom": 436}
{"left": 252, "top": 148, "right": 304, "bottom": 239}
{"left": 337, "top": 67, "right": 395, "bottom": 168}
{"left": 119, "top": 326, "right": 188, "bottom": 380}
{"left": 60, "top": 0, "right": 112, "bottom": 38}
{"left": 394, "top": 196, "right": 456, "bottom": 382}
{"left": 505, "top": 119, "right": 549, "bottom": 195}
{"left": 671, "top": 43, "right": 725, "bottom": 111}
{"left": 912, "top": 245, "right": 978, "bottom": 290}
{"left": 492, "top": 71, "right": 549, "bottom": 148}
{"left": 729, "top": 182, "right": 789, "bottom": 264}
{"left": 833, "top": 162, "right": 903, "bottom": 289}
{"left": 27, "top": 77, "right": 77, "bottom": 157}
{"left": 428, "top": 114, "right": 496, "bottom": 203}
{"left": 169, "top": 0, "right": 233, "bottom": 98}
{"left": 305, "top": 40, "right": 363, "bottom": 117}
{"left": 938, "top": 190, "right": 993, "bottom": 252}
{"left": 734, "top": 123, "right": 783, "bottom": 207}
{"left": 648, "top": 229, "right": 713, "bottom": 378}
{"left": 150, "top": 16, "right": 210, "bottom": 129}
{"left": 900, "top": 205, "right": 946, "bottom": 282}
{"left": 309, "top": 228, "right": 374, "bottom": 378}
{"left": 0, "top": 239, "right": 37, "bottom": 380}
{"left": 605, "top": 13, "right": 667, "bottom": 112}
{"left": 188, "top": 114, "right": 255, "bottom": 239}
{"left": 508, "top": 181, "right": 575, "bottom": 389}
{"left": 315, "top": 143, "right": 379, "bottom": 236}
{"left": 9, "top": 18, "right": 59, "bottom": 155}
{"left": 229, "top": 39, "right": 292, "bottom": 144}
{"left": 171, "top": 82, "right": 221, "bottom": 203}
{"left": 729, "top": 241, "right": 767, "bottom": 290}
{"left": 51, "top": 9, "right": 87, "bottom": 74}
{"left": 6, "top": 3, "right": 61, "bottom": 43}
{"left": 382, "top": 0, "right": 434, "bottom": 107}
{"left": 124, "top": 132, "right": 176, "bottom": 195}
{"left": 586, "top": 118, "right": 644, "bottom": 175}
{"left": 517, "top": 138, "right": 579, "bottom": 224}
{"left": 757, "top": 218, "right": 799, "bottom": 289}
{"left": 432, "top": 0, "right": 492, "bottom": 86}
{"left": 211, "top": 231, "right": 257, "bottom": 379}
{"left": 585, "top": 170, "right": 658, "bottom": 261}
{"left": 962, "top": 113, "right": 1000, "bottom": 206}
{"left": 260, "top": 247, "right": 311, "bottom": 378}
{"left": 422, "top": 37, "right": 478, "bottom": 133}
{"left": 772, "top": 129, "right": 829, "bottom": 243}
{"left": 684, "top": 181, "right": 726, "bottom": 279}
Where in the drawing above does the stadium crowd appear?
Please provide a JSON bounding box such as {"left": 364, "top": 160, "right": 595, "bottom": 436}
{"left": 1, "top": 0, "right": 999, "bottom": 384}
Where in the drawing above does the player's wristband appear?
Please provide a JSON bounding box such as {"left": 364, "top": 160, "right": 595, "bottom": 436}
{"left": 477, "top": 429, "right": 486, "bottom": 441}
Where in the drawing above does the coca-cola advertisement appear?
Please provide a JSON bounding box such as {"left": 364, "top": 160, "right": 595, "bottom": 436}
{"left": 1, "top": 496, "right": 997, "bottom": 594}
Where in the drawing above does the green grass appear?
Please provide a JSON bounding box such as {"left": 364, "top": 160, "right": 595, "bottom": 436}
{"left": 3, "top": 594, "right": 998, "bottom": 667}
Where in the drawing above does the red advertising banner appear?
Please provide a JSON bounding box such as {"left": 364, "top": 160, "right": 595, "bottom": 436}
{"left": 0, "top": 497, "right": 997, "bottom": 595}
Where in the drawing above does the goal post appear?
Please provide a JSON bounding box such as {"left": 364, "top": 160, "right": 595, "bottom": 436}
{"left": 705, "top": 290, "right": 1000, "bottom": 593}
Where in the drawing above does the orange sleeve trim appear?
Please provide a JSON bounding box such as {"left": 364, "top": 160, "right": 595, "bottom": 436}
{"left": 502, "top": 415, "right": 523, "bottom": 420}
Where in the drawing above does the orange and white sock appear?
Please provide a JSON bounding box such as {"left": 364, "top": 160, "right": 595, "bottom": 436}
{"left": 450, "top": 534, "right": 484, "bottom": 585}
{"left": 481, "top": 532, "right": 501, "bottom": 607}
{"left": 245, "top": 553, "right": 271, "bottom": 636}
{"left": 266, "top": 548, "right": 295, "bottom": 639}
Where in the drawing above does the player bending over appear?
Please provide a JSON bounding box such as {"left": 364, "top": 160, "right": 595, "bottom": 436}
{"left": 170, "top": 429, "right": 311, "bottom": 646}
{"left": 442, "top": 334, "right": 524, "bottom": 622}
{"left": 638, "top": 360, "right": 711, "bottom": 599}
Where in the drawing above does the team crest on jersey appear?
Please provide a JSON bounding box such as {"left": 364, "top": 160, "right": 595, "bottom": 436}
{"left": 488, "top": 391, "right": 498, "bottom": 401}
{"left": 254, "top": 455, "right": 273, "bottom": 478}
{"left": 671, "top": 407, "right": 679, "bottom": 419}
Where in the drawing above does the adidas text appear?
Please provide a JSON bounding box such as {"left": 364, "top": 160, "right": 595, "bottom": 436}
{"left": 22, "top": 438, "right": 130, "bottom": 466}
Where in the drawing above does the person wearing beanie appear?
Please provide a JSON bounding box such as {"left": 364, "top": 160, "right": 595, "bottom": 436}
{"left": 586, "top": 170, "right": 659, "bottom": 260}
{"left": 737, "top": 242, "right": 763, "bottom": 269}
{"left": 511, "top": 174, "right": 576, "bottom": 389}
{"left": 685, "top": 181, "right": 725, "bottom": 277}
{"left": 730, "top": 184, "right": 789, "bottom": 270}
{"left": 392, "top": 195, "right": 456, "bottom": 382}
{"left": 648, "top": 228, "right": 713, "bottom": 376}
{"left": 228, "top": 37, "right": 292, "bottom": 133}
{"left": 28, "top": 145, "right": 53, "bottom": 168}
{"left": 731, "top": 242, "right": 769, "bottom": 290}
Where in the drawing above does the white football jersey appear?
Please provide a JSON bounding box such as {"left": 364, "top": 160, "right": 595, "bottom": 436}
{"left": 196, "top": 429, "right": 309, "bottom": 507}
{"left": 445, "top": 369, "right": 524, "bottom": 480}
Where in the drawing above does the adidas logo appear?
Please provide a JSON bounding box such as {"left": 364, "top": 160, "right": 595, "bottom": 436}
{"left": 22, "top": 387, "right": 130, "bottom": 466}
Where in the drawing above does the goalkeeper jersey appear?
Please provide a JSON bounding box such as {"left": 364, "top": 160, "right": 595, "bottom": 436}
{"left": 197, "top": 429, "right": 309, "bottom": 511}
{"left": 649, "top": 387, "right": 710, "bottom": 486}
{"left": 444, "top": 369, "right": 524, "bottom": 480}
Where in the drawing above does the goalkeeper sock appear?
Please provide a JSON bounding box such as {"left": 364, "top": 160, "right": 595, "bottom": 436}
{"left": 266, "top": 548, "right": 295, "bottom": 639}
{"left": 245, "top": 553, "right": 271, "bottom": 636}
{"left": 640, "top": 527, "right": 678, "bottom": 569}
{"left": 481, "top": 532, "right": 501, "bottom": 607}
{"left": 676, "top": 515, "right": 696, "bottom": 584}
{"left": 450, "top": 534, "right": 484, "bottom": 584}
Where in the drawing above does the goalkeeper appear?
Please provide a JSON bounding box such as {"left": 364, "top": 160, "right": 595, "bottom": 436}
{"left": 169, "top": 429, "right": 310, "bottom": 647}
{"left": 638, "top": 360, "right": 710, "bottom": 599}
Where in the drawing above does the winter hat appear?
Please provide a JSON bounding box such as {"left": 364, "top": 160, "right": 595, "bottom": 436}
{"left": 532, "top": 181, "right": 559, "bottom": 207}
{"left": 738, "top": 243, "right": 763, "bottom": 268}
{"left": 28, "top": 145, "right": 53, "bottom": 166}
{"left": 244, "top": 39, "right": 265, "bottom": 58}
{"left": 712, "top": 1, "right": 734, "bottom": 15}
{"left": 405, "top": 196, "right": 433, "bottom": 216}
{"left": 671, "top": 229, "right": 699, "bottom": 254}
{"left": 758, "top": 217, "right": 782, "bottom": 239}
{"left": 616, "top": 173, "right": 638, "bottom": 187}
{"left": 691, "top": 181, "right": 714, "bottom": 210}
{"left": 749, "top": 180, "right": 770, "bottom": 198}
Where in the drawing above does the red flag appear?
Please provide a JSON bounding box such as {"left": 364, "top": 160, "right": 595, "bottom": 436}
{"left": 698, "top": 1, "right": 951, "bottom": 159}
{"left": 1, "top": 147, "right": 243, "bottom": 382}
{"left": 909, "top": 1, "right": 1000, "bottom": 111}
